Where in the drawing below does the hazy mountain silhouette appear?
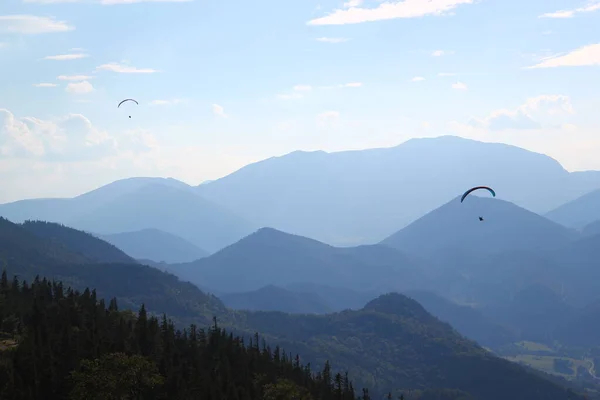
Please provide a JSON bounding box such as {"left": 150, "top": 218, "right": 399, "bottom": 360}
{"left": 0, "top": 178, "right": 254, "bottom": 253}
{"left": 381, "top": 196, "right": 576, "bottom": 257}
{"left": 0, "top": 177, "right": 191, "bottom": 223}
{"left": 100, "top": 228, "right": 208, "bottom": 263}
{"left": 64, "top": 183, "right": 255, "bottom": 253}
{"left": 545, "top": 188, "right": 600, "bottom": 228}
{"left": 169, "top": 227, "right": 426, "bottom": 294}
{"left": 196, "top": 136, "right": 600, "bottom": 246}
{"left": 220, "top": 285, "right": 333, "bottom": 314}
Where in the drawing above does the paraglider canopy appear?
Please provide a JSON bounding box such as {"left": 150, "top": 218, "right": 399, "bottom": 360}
{"left": 460, "top": 186, "right": 496, "bottom": 203}
{"left": 118, "top": 99, "right": 138, "bottom": 118}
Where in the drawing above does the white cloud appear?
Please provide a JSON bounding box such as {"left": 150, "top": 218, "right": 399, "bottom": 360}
{"left": 0, "top": 108, "right": 157, "bottom": 165}
{"left": 438, "top": 72, "right": 456, "bottom": 76}
{"left": 343, "top": 0, "right": 363, "bottom": 7}
{"left": 150, "top": 99, "right": 185, "bottom": 106}
{"left": 539, "top": 2, "right": 600, "bottom": 18}
{"left": 57, "top": 74, "right": 93, "bottom": 81}
{"left": 96, "top": 62, "right": 158, "bottom": 73}
{"left": 432, "top": 50, "right": 454, "bottom": 57}
{"left": 65, "top": 81, "right": 94, "bottom": 94}
{"left": 411, "top": 76, "right": 425, "bottom": 82}
{"left": 0, "top": 109, "right": 110, "bottom": 160}
{"left": 33, "top": 83, "right": 57, "bottom": 87}
{"left": 465, "top": 95, "right": 574, "bottom": 132}
{"left": 43, "top": 53, "right": 88, "bottom": 61}
{"left": 526, "top": 43, "right": 600, "bottom": 69}
{"left": 540, "top": 10, "right": 575, "bottom": 18}
{"left": 307, "top": 0, "right": 474, "bottom": 26}
{"left": 451, "top": 81, "right": 467, "bottom": 90}
{"left": 212, "top": 104, "right": 227, "bottom": 118}
{"left": 316, "top": 37, "right": 350, "bottom": 43}
{"left": 0, "top": 15, "right": 74, "bottom": 34}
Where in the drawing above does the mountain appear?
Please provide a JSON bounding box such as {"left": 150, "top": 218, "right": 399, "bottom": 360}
{"left": 0, "top": 178, "right": 256, "bottom": 253}
{"left": 0, "top": 177, "right": 191, "bottom": 223}
{"left": 168, "top": 227, "right": 427, "bottom": 294}
{"left": 582, "top": 220, "right": 600, "bottom": 236}
{"left": 545, "top": 188, "right": 600, "bottom": 228}
{"left": 403, "top": 290, "right": 517, "bottom": 348}
{"left": 99, "top": 228, "right": 209, "bottom": 263}
{"left": 0, "top": 217, "right": 226, "bottom": 324}
{"left": 220, "top": 285, "right": 334, "bottom": 314}
{"left": 233, "top": 293, "right": 583, "bottom": 400}
{"left": 284, "top": 282, "right": 379, "bottom": 311}
{"left": 20, "top": 220, "right": 136, "bottom": 264}
{"left": 196, "top": 136, "right": 600, "bottom": 246}
{"left": 381, "top": 196, "right": 577, "bottom": 257}
{"left": 0, "top": 216, "right": 589, "bottom": 398}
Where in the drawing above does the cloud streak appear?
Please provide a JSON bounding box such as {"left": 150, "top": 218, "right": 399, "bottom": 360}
{"left": 539, "top": 2, "right": 600, "bottom": 18}
{"left": 96, "top": 62, "right": 158, "bottom": 73}
{"left": 526, "top": 43, "right": 600, "bottom": 69}
{"left": 307, "top": 0, "right": 474, "bottom": 26}
{"left": 43, "top": 53, "right": 89, "bottom": 61}
{"left": 57, "top": 75, "right": 94, "bottom": 81}
{"left": 316, "top": 37, "right": 350, "bottom": 43}
{"left": 0, "top": 15, "right": 74, "bottom": 34}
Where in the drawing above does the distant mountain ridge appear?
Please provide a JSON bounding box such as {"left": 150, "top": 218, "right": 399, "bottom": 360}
{"left": 545, "top": 188, "right": 600, "bottom": 229}
{"left": 168, "top": 227, "right": 427, "bottom": 294}
{"left": 99, "top": 228, "right": 208, "bottom": 263}
{"left": 196, "top": 136, "right": 600, "bottom": 246}
{"left": 0, "top": 178, "right": 256, "bottom": 253}
{"left": 381, "top": 196, "right": 577, "bottom": 257}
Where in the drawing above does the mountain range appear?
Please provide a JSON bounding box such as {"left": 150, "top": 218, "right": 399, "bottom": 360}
{"left": 0, "top": 216, "right": 589, "bottom": 399}
{"left": 195, "top": 135, "right": 600, "bottom": 245}
{"left": 3, "top": 136, "right": 600, "bottom": 251}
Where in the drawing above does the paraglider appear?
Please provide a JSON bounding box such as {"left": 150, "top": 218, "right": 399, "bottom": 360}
{"left": 460, "top": 186, "right": 496, "bottom": 221}
{"left": 117, "top": 99, "right": 138, "bottom": 118}
{"left": 460, "top": 186, "right": 496, "bottom": 203}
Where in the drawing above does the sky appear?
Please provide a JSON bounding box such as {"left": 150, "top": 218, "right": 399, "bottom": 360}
{"left": 0, "top": 0, "right": 599, "bottom": 203}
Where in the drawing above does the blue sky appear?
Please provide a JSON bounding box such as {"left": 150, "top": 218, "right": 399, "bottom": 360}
{"left": 0, "top": 0, "right": 599, "bottom": 202}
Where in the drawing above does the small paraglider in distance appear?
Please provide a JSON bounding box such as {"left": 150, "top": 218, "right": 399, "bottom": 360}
{"left": 460, "top": 186, "right": 496, "bottom": 221}
{"left": 117, "top": 98, "right": 138, "bottom": 119}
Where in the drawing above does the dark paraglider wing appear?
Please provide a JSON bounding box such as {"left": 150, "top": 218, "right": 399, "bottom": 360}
{"left": 117, "top": 99, "right": 139, "bottom": 108}
{"left": 460, "top": 186, "right": 496, "bottom": 203}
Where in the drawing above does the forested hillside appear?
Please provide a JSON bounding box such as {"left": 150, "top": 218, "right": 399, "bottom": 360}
{"left": 0, "top": 273, "right": 360, "bottom": 400}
